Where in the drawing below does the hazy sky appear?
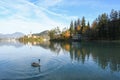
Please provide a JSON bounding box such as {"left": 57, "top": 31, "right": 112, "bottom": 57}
{"left": 0, "top": 0, "right": 120, "bottom": 34}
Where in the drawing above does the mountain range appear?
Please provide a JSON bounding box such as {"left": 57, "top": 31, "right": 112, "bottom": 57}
{"left": 0, "top": 32, "right": 24, "bottom": 39}
{"left": 33, "top": 30, "right": 49, "bottom": 36}
{"left": 33, "top": 30, "right": 50, "bottom": 40}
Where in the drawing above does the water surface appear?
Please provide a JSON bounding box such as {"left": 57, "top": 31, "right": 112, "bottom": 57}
{"left": 0, "top": 41, "right": 120, "bottom": 80}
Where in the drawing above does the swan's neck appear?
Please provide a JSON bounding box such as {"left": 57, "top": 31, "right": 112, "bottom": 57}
{"left": 38, "top": 59, "right": 40, "bottom": 63}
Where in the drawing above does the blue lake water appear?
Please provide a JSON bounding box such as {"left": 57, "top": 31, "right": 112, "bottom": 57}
{"left": 0, "top": 41, "right": 120, "bottom": 80}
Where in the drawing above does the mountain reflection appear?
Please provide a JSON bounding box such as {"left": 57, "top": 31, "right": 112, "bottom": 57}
{"left": 0, "top": 40, "right": 24, "bottom": 48}
{"left": 21, "top": 41, "right": 120, "bottom": 72}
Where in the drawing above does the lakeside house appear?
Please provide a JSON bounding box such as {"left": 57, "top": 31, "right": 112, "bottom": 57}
{"left": 27, "top": 33, "right": 32, "bottom": 38}
{"left": 27, "top": 31, "right": 50, "bottom": 41}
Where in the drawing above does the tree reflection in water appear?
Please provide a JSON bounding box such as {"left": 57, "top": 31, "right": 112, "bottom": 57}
{"left": 47, "top": 41, "right": 120, "bottom": 72}
{"left": 21, "top": 41, "right": 120, "bottom": 72}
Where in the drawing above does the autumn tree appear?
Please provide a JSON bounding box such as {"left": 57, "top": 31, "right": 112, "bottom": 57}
{"left": 49, "top": 27, "right": 61, "bottom": 39}
{"left": 90, "top": 20, "right": 98, "bottom": 39}
{"left": 76, "top": 19, "right": 81, "bottom": 33}
{"left": 49, "top": 29, "right": 56, "bottom": 39}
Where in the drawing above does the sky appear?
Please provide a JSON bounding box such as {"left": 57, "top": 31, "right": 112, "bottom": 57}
{"left": 0, "top": 0, "right": 120, "bottom": 34}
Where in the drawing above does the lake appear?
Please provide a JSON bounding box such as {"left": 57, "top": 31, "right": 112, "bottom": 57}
{"left": 0, "top": 40, "right": 120, "bottom": 80}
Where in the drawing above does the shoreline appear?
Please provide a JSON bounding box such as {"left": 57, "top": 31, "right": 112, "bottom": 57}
{"left": 49, "top": 39, "right": 120, "bottom": 43}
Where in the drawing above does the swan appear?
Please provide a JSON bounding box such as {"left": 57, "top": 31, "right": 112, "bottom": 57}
{"left": 31, "top": 59, "right": 40, "bottom": 67}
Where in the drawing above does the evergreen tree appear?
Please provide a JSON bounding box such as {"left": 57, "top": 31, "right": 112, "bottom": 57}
{"left": 87, "top": 22, "right": 90, "bottom": 28}
{"left": 119, "top": 10, "right": 120, "bottom": 20}
{"left": 81, "top": 16, "right": 86, "bottom": 27}
{"left": 77, "top": 18, "right": 81, "bottom": 26}
{"left": 69, "top": 20, "right": 74, "bottom": 37}
{"left": 91, "top": 20, "right": 98, "bottom": 39}
{"left": 110, "top": 9, "right": 118, "bottom": 21}
{"left": 74, "top": 20, "right": 77, "bottom": 34}
{"left": 81, "top": 16, "right": 86, "bottom": 34}
{"left": 97, "top": 13, "right": 109, "bottom": 39}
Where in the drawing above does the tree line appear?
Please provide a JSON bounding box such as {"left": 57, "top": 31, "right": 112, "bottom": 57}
{"left": 91, "top": 9, "right": 120, "bottom": 40}
{"left": 49, "top": 9, "right": 120, "bottom": 41}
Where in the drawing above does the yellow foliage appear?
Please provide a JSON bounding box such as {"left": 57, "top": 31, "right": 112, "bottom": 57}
{"left": 64, "top": 30, "right": 70, "bottom": 38}
{"left": 82, "top": 26, "right": 89, "bottom": 33}
{"left": 77, "top": 50, "right": 81, "bottom": 57}
{"left": 76, "top": 25, "right": 81, "bottom": 31}
{"left": 64, "top": 44, "right": 70, "bottom": 51}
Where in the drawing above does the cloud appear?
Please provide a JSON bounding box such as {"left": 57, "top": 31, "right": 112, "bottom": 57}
{"left": 31, "top": 0, "right": 63, "bottom": 8}
{"left": 0, "top": 0, "right": 76, "bottom": 34}
{"left": 39, "top": 7, "right": 78, "bottom": 20}
{"left": 0, "top": 19, "right": 44, "bottom": 34}
{"left": 1, "top": 0, "right": 118, "bottom": 34}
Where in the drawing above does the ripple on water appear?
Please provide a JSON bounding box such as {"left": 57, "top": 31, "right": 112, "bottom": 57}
{"left": 0, "top": 56, "right": 66, "bottom": 80}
